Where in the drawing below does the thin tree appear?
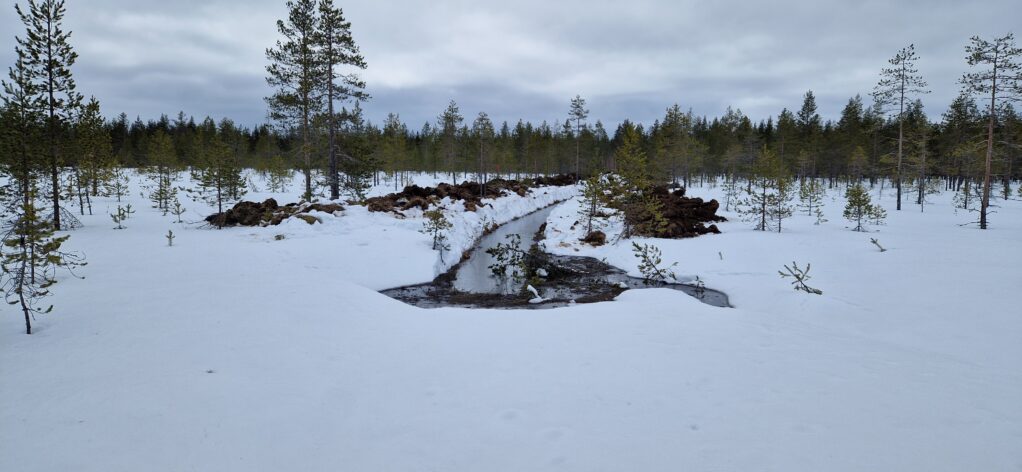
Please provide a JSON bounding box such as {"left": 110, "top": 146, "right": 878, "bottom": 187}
{"left": 266, "top": 0, "right": 321, "bottom": 201}
{"left": 316, "top": 0, "right": 367, "bottom": 200}
{"left": 873, "top": 44, "right": 930, "bottom": 211}
{"left": 438, "top": 100, "right": 463, "bottom": 182}
{"left": 960, "top": 34, "right": 1022, "bottom": 229}
{"left": 472, "top": 112, "right": 494, "bottom": 196}
{"left": 569, "top": 95, "right": 589, "bottom": 179}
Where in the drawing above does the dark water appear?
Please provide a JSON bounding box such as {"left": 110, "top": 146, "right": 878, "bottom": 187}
{"left": 381, "top": 205, "right": 731, "bottom": 310}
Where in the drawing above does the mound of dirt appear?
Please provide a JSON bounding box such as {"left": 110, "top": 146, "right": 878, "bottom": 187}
{"left": 365, "top": 174, "right": 577, "bottom": 213}
{"left": 205, "top": 199, "right": 344, "bottom": 227}
{"left": 626, "top": 186, "right": 726, "bottom": 238}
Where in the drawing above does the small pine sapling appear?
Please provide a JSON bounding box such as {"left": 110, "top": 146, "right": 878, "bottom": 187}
{"left": 778, "top": 261, "right": 823, "bottom": 295}
{"left": 105, "top": 168, "right": 130, "bottom": 202}
{"left": 799, "top": 179, "right": 827, "bottom": 224}
{"left": 772, "top": 174, "right": 795, "bottom": 233}
{"left": 110, "top": 205, "right": 128, "bottom": 229}
{"left": 265, "top": 155, "right": 293, "bottom": 192}
{"left": 578, "top": 173, "right": 612, "bottom": 236}
{"left": 166, "top": 230, "right": 175, "bottom": 247}
{"left": 869, "top": 204, "right": 888, "bottom": 226}
{"left": 870, "top": 238, "right": 887, "bottom": 252}
{"left": 631, "top": 242, "right": 677, "bottom": 285}
{"left": 170, "top": 197, "right": 187, "bottom": 223}
{"left": 420, "top": 207, "right": 453, "bottom": 261}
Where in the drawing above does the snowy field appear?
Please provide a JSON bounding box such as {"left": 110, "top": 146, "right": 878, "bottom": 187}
{"left": 2, "top": 172, "right": 1020, "bottom": 471}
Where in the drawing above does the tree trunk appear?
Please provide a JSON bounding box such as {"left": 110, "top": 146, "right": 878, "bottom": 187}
{"left": 327, "top": 36, "right": 339, "bottom": 201}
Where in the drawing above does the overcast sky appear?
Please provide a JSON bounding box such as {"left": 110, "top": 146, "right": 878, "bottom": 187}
{"left": 0, "top": 0, "right": 1017, "bottom": 130}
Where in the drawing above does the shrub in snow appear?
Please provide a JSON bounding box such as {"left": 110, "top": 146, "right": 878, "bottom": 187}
{"left": 110, "top": 204, "right": 134, "bottom": 230}
{"left": 632, "top": 242, "right": 677, "bottom": 286}
{"left": 778, "top": 261, "right": 823, "bottom": 295}
{"left": 487, "top": 234, "right": 526, "bottom": 284}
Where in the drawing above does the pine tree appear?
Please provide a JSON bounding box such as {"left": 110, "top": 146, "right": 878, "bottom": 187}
{"left": 316, "top": 0, "right": 367, "bottom": 200}
{"left": 145, "top": 129, "right": 178, "bottom": 211}
{"left": 438, "top": 100, "right": 463, "bottom": 182}
{"left": 190, "top": 136, "right": 246, "bottom": 226}
{"left": 265, "top": 155, "right": 293, "bottom": 192}
{"left": 843, "top": 183, "right": 884, "bottom": 231}
{"left": 266, "top": 0, "right": 322, "bottom": 201}
{"left": 1, "top": 188, "right": 85, "bottom": 334}
{"left": 16, "top": 0, "right": 83, "bottom": 230}
{"left": 959, "top": 34, "right": 1022, "bottom": 229}
{"left": 578, "top": 173, "right": 611, "bottom": 235}
{"left": 472, "top": 112, "right": 494, "bottom": 195}
{"left": 338, "top": 102, "right": 373, "bottom": 201}
{"left": 421, "top": 207, "right": 452, "bottom": 262}
{"left": 1, "top": 50, "right": 46, "bottom": 223}
{"left": 873, "top": 44, "right": 930, "bottom": 212}
{"left": 798, "top": 178, "right": 827, "bottom": 224}
{"left": 739, "top": 146, "right": 790, "bottom": 232}
{"left": 568, "top": 95, "right": 589, "bottom": 178}
{"left": 73, "top": 97, "right": 113, "bottom": 215}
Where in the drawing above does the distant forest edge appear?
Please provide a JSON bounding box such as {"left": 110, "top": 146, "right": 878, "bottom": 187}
{"left": 2, "top": 0, "right": 1021, "bottom": 226}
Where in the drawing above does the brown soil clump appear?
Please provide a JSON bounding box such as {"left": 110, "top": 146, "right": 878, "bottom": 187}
{"left": 365, "top": 174, "right": 577, "bottom": 214}
{"left": 205, "top": 199, "right": 344, "bottom": 227}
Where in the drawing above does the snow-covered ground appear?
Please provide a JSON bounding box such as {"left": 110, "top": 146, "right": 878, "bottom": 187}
{"left": 1, "top": 173, "right": 1020, "bottom": 471}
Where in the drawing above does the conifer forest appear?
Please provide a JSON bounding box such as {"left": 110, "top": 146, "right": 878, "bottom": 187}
{"left": 1, "top": 1, "right": 1020, "bottom": 471}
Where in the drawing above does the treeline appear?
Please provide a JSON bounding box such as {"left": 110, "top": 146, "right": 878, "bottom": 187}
{"left": 106, "top": 89, "right": 1021, "bottom": 190}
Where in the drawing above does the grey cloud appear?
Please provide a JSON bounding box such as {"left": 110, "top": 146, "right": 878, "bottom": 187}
{"left": 0, "top": 0, "right": 1017, "bottom": 129}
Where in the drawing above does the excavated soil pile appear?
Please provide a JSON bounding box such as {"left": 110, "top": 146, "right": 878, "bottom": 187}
{"left": 205, "top": 198, "right": 344, "bottom": 227}
{"left": 365, "top": 174, "right": 577, "bottom": 213}
{"left": 630, "top": 186, "right": 727, "bottom": 238}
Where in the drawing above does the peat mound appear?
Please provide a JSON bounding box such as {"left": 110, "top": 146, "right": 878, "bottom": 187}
{"left": 628, "top": 186, "right": 727, "bottom": 238}
{"left": 205, "top": 198, "right": 344, "bottom": 227}
{"left": 365, "top": 174, "right": 577, "bottom": 213}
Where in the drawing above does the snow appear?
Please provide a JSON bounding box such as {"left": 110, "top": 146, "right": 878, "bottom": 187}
{"left": 2, "top": 173, "right": 1021, "bottom": 471}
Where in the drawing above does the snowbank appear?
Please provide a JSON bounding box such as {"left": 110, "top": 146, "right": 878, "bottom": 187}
{"left": 1, "top": 173, "right": 1020, "bottom": 472}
